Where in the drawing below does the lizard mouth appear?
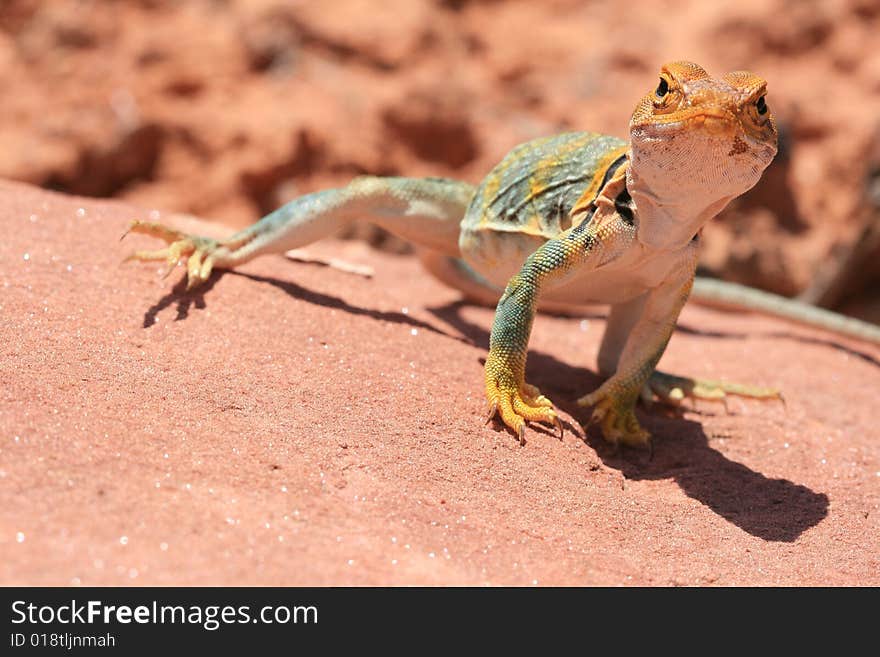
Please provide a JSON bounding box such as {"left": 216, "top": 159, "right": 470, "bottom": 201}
{"left": 634, "top": 108, "right": 740, "bottom": 136}
{"left": 632, "top": 106, "right": 777, "bottom": 166}
{"left": 688, "top": 112, "right": 737, "bottom": 135}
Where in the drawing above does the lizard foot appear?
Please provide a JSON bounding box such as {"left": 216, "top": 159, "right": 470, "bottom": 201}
{"left": 644, "top": 370, "right": 781, "bottom": 408}
{"left": 122, "top": 221, "right": 227, "bottom": 290}
{"left": 485, "top": 380, "right": 562, "bottom": 445}
{"left": 577, "top": 386, "right": 651, "bottom": 450}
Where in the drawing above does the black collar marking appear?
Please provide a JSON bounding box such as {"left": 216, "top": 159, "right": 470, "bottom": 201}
{"left": 599, "top": 152, "right": 628, "bottom": 193}
{"left": 614, "top": 186, "right": 635, "bottom": 225}
{"left": 568, "top": 152, "right": 630, "bottom": 239}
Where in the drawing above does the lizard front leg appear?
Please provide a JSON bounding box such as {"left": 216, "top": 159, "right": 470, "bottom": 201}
{"left": 484, "top": 262, "right": 561, "bottom": 445}
{"left": 485, "top": 215, "right": 631, "bottom": 444}
{"left": 577, "top": 247, "right": 699, "bottom": 449}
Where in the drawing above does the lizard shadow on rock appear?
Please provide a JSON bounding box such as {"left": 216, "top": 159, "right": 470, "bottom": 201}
{"left": 429, "top": 300, "right": 829, "bottom": 543}
{"left": 580, "top": 418, "right": 829, "bottom": 543}
{"left": 141, "top": 269, "right": 462, "bottom": 342}
{"left": 676, "top": 321, "right": 880, "bottom": 369}
{"left": 234, "top": 271, "right": 464, "bottom": 341}
{"left": 142, "top": 271, "right": 220, "bottom": 328}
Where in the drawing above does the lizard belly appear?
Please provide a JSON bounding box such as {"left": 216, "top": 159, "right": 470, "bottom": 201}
{"left": 548, "top": 243, "right": 693, "bottom": 304}
{"left": 463, "top": 234, "right": 691, "bottom": 306}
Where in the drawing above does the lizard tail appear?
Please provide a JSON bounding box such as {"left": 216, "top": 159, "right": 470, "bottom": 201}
{"left": 691, "top": 277, "right": 880, "bottom": 345}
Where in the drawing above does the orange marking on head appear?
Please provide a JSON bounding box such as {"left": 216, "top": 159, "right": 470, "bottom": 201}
{"left": 630, "top": 61, "right": 776, "bottom": 146}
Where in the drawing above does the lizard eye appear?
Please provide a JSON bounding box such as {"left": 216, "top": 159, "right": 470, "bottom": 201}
{"left": 655, "top": 78, "right": 669, "bottom": 98}
{"left": 756, "top": 95, "right": 767, "bottom": 115}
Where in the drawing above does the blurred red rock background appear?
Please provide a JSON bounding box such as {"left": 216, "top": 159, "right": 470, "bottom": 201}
{"left": 1, "top": 0, "right": 878, "bottom": 319}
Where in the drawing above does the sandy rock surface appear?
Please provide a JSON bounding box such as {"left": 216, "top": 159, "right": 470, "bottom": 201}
{"left": 1, "top": 182, "right": 878, "bottom": 585}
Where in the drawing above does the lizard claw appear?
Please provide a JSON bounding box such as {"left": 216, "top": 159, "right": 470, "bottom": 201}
{"left": 123, "top": 220, "right": 227, "bottom": 290}
{"left": 484, "top": 401, "right": 498, "bottom": 425}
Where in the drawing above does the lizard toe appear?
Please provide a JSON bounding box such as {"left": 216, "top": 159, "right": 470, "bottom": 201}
{"left": 581, "top": 387, "right": 651, "bottom": 449}
{"left": 521, "top": 383, "right": 554, "bottom": 408}
{"left": 486, "top": 378, "right": 560, "bottom": 444}
{"left": 648, "top": 370, "right": 781, "bottom": 408}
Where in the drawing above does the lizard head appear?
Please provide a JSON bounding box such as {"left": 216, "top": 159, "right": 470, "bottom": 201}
{"left": 630, "top": 62, "right": 777, "bottom": 200}
{"left": 627, "top": 62, "right": 777, "bottom": 247}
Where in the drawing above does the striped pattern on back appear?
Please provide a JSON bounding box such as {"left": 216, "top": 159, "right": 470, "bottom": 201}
{"left": 463, "top": 132, "right": 628, "bottom": 239}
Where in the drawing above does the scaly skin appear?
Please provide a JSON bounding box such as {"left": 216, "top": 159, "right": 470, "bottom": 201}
{"left": 123, "top": 61, "right": 878, "bottom": 450}
{"left": 480, "top": 62, "right": 779, "bottom": 447}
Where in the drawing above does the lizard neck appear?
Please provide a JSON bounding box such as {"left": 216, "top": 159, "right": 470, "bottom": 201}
{"left": 626, "top": 148, "right": 735, "bottom": 252}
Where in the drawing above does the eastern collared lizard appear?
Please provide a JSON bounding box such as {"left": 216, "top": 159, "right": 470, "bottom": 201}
{"left": 123, "top": 61, "right": 880, "bottom": 449}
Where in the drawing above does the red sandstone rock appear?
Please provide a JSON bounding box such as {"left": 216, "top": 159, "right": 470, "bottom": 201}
{"left": 0, "top": 182, "right": 877, "bottom": 585}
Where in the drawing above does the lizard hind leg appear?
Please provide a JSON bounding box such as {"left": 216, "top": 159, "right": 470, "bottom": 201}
{"left": 646, "top": 370, "right": 782, "bottom": 408}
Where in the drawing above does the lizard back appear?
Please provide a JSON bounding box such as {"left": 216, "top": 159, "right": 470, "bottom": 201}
{"left": 458, "top": 131, "right": 627, "bottom": 281}
{"left": 461, "top": 131, "right": 627, "bottom": 240}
